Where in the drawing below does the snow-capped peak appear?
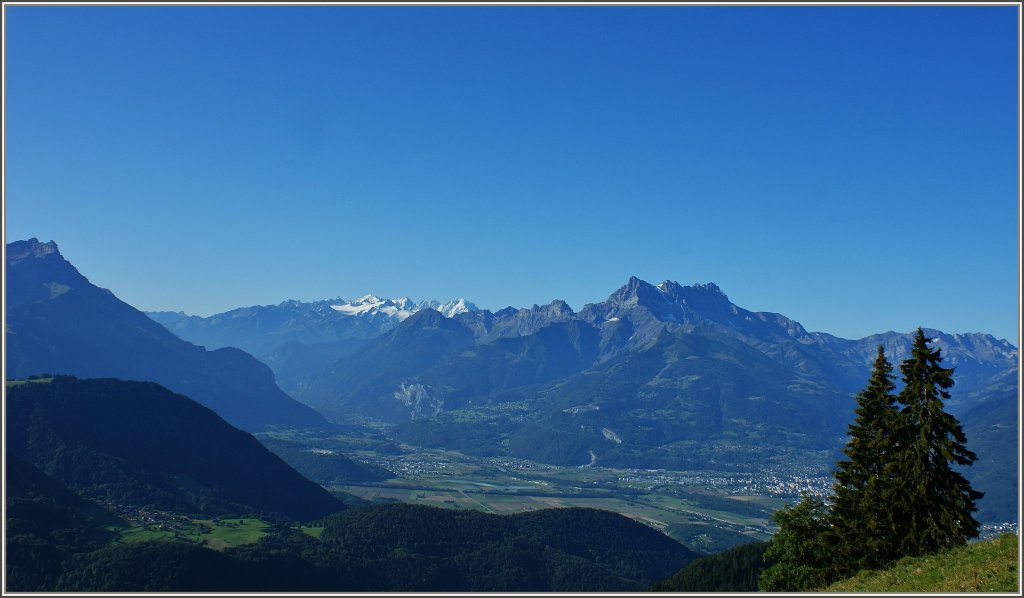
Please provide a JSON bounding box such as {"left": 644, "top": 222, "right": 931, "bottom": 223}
{"left": 435, "top": 298, "right": 479, "bottom": 318}
{"left": 329, "top": 294, "right": 478, "bottom": 322}
{"left": 413, "top": 298, "right": 479, "bottom": 318}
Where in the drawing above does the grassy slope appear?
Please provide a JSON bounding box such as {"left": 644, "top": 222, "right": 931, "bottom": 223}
{"left": 823, "top": 534, "right": 1019, "bottom": 593}
{"left": 119, "top": 518, "right": 269, "bottom": 550}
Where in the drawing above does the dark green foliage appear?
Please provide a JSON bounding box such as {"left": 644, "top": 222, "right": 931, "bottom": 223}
{"left": 650, "top": 541, "right": 771, "bottom": 592}
{"left": 830, "top": 345, "right": 900, "bottom": 573}
{"left": 758, "top": 495, "right": 833, "bottom": 591}
{"left": 5, "top": 456, "right": 124, "bottom": 591}
{"left": 6, "top": 376, "right": 345, "bottom": 521}
{"left": 886, "top": 328, "right": 983, "bottom": 556}
{"left": 51, "top": 504, "right": 696, "bottom": 592}
{"left": 239, "top": 504, "right": 698, "bottom": 592}
{"left": 55, "top": 540, "right": 332, "bottom": 592}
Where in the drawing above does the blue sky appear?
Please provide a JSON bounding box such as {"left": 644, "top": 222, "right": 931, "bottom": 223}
{"left": 4, "top": 5, "right": 1020, "bottom": 343}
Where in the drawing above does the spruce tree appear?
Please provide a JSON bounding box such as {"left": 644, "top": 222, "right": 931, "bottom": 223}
{"left": 886, "top": 328, "right": 983, "bottom": 557}
{"left": 830, "top": 345, "right": 899, "bottom": 573}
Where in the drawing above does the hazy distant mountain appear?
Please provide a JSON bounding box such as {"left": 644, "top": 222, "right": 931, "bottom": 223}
{"left": 298, "top": 275, "right": 1017, "bottom": 521}
{"left": 6, "top": 376, "right": 346, "bottom": 521}
{"left": 5, "top": 239, "right": 328, "bottom": 431}
{"left": 304, "top": 275, "right": 1015, "bottom": 422}
{"left": 300, "top": 309, "right": 478, "bottom": 421}
{"left": 147, "top": 294, "right": 477, "bottom": 394}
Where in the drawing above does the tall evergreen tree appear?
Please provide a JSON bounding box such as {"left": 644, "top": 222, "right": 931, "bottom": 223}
{"left": 886, "top": 328, "right": 983, "bottom": 557}
{"left": 830, "top": 345, "right": 899, "bottom": 573}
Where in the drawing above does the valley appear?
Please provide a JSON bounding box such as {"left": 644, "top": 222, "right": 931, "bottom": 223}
{"left": 258, "top": 426, "right": 832, "bottom": 553}
{"left": 257, "top": 424, "right": 1018, "bottom": 553}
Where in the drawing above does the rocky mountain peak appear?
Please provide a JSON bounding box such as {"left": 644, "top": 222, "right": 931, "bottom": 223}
{"left": 608, "top": 276, "right": 660, "bottom": 306}
{"left": 539, "top": 299, "right": 575, "bottom": 317}
{"left": 6, "top": 238, "right": 61, "bottom": 265}
{"left": 677, "top": 281, "right": 732, "bottom": 312}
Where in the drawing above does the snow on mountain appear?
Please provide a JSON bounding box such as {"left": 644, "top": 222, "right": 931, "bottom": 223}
{"left": 419, "top": 296, "right": 479, "bottom": 317}
{"left": 329, "top": 295, "right": 477, "bottom": 322}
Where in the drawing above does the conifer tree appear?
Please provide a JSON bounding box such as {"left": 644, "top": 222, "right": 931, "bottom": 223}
{"left": 830, "top": 345, "right": 899, "bottom": 573}
{"left": 758, "top": 495, "right": 833, "bottom": 592}
{"left": 885, "top": 328, "right": 983, "bottom": 557}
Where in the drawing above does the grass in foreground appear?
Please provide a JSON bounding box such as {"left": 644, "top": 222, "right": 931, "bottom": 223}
{"left": 823, "top": 533, "right": 1018, "bottom": 592}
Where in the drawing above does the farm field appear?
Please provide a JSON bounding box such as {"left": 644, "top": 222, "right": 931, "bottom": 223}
{"left": 334, "top": 481, "right": 774, "bottom": 553}
{"left": 118, "top": 517, "right": 269, "bottom": 550}
{"left": 327, "top": 445, "right": 791, "bottom": 554}
{"left": 258, "top": 428, "right": 826, "bottom": 553}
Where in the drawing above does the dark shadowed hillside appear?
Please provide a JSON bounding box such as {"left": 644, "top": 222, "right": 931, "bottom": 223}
{"left": 36, "top": 502, "right": 699, "bottom": 592}
{"left": 5, "top": 377, "right": 346, "bottom": 521}
{"left": 5, "top": 455, "right": 125, "bottom": 591}
{"left": 650, "top": 540, "right": 771, "bottom": 592}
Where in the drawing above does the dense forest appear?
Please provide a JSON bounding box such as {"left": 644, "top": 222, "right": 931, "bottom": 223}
{"left": 5, "top": 456, "right": 125, "bottom": 591}
{"left": 649, "top": 540, "right": 771, "bottom": 592}
{"left": 8, "top": 482, "right": 698, "bottom": 592}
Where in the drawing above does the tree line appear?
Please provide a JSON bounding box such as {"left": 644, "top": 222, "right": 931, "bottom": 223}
{"left": 759, "top": 328, "right": 983, "bottom": 590}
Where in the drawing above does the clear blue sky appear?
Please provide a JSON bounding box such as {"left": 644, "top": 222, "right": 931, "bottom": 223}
{"left": 5, "top": 4, "right": 1020, "bottom": 343}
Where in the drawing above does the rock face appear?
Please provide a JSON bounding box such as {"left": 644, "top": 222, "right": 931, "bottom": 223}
{"left": 5, "top": 239, "right": 329, "bottom": 431}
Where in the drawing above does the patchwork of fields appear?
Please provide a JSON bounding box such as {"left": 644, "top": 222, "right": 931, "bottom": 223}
{"left": 315, "top": 442, "right": 802, "bottom": 553}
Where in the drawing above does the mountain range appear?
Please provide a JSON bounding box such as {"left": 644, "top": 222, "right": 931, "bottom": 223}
{"left": 148, "top": 295, "right": 478, "bottom": 394}
{"left": 5, "top": 239, "right": 1017, "bottom": 523}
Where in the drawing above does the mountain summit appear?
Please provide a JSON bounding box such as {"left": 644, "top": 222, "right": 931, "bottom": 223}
{"left": 5, "top": 239, "right": 329, "bottom": 431}
{"left": 6, "top": 237, "right": 60, "bottom": 262}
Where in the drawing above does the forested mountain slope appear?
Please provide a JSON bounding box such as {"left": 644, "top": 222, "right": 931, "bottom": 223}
{"left": 6, "top": 376, "right": 346, "bottom": 521}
